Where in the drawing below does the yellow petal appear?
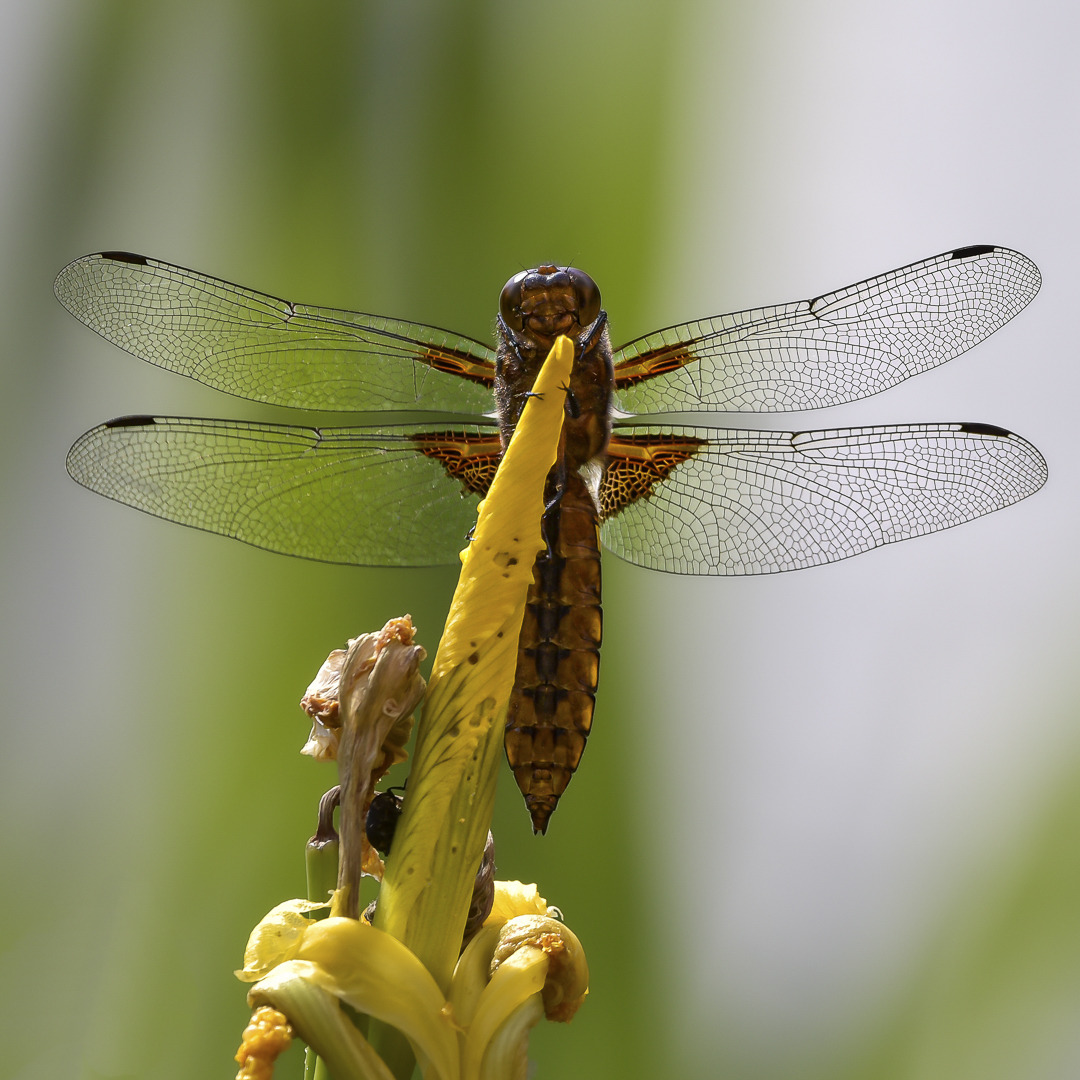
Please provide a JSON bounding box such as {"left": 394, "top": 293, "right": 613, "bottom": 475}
{"left": 483, "top": 881, "right": 550, "bottom": 927}
{"left": 492, "top": 915, "right": 589, "bottom": 1023}
{"left": 456, "top": 914, "right": 589, "bottom": 1079}
{"left": 235, "top": 899, "right": 331, "bottom": 982}
{"left": 248, "top": 960, "right": 396, "bottom": 1080}
{"left": 294, "top": 917, "right": 460, "bottom": 1080}
{"left": 450, "top": 923, "right": 504, "bottom": 1029}
{"left": 474, "top": 997, "right": 544, "bottom": 1080}
{"left": 462, "top": 943, "right": 547, "bottom": 1080}
{"left": 376, "top": 337, "right": 575, "bottom": 994}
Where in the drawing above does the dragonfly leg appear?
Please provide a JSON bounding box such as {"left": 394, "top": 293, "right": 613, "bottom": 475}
{"left": 540, "top": 458, "right": 569, "bottom": 559}
{"left": 578, "top": 309, "right": 608, "bottom": 353}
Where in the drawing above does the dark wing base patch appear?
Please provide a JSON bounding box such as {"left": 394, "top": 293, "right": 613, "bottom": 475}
{"left": 411, "top": 431, "right": 503, "bottom": 496}
{"left": 599, "top": 433, "right": 709, "bottom": 520}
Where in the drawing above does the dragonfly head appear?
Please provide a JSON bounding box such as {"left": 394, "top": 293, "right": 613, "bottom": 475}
{"left": 499, "top": 265, "right": 602, "bottom": 341}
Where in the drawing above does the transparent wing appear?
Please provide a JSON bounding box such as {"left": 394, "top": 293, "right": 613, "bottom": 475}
{"left": 55, "top": 252, "right": 497, "bottom": 413}
{"left": 612, "top": 246, "right": 1040, "bottom": 413}
{"left": 600, "top": 422, "right": 1047, "bottom": 575}
{"left": 66, "top": 417, "right": 501, "bottom": 566}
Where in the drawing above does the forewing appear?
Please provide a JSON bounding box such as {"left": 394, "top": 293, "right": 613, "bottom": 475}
{"left": 55, "top": 252, "right": 497, "bottom": 413}
{"left": 612, "top": 246, "right": 1040, "bottom": 412}
{"left": 66, "top": 417, "right": 504, "bottom": 566}
{"left": 600, "top": 422, "right": 1046, "bottom": 575}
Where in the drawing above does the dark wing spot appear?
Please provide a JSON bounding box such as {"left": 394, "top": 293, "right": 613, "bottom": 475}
{"left": 105, "top": 415, "right": 157, "bottom": 428}
{"left": 950, "top": 244, "right": 996, "bottom": 260}
{"left": 959, "top": 421, "right": 1012, "bottom": 437}
{"left": 98, "top": 251, "right": 149, "bottom": 265}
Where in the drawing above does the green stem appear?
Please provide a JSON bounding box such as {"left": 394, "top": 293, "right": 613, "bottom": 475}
{"left": 307, "top": 1046, "right": 327, "bottom": 1080}
{"left": 367, "top": 1025, "right": 415, "bottom": 1080}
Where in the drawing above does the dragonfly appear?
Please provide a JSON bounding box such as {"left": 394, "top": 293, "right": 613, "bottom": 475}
{"left": 58, "top": 245, "right": 1046, "bottom": 832}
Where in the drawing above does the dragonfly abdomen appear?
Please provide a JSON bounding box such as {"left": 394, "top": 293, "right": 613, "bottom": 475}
{"left": 505, "top": 472, "right": 602, "bottom": 834}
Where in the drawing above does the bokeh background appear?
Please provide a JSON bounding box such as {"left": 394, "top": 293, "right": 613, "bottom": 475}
{"left": 2, "top": 2, "right": 1078, "bottom": 1078}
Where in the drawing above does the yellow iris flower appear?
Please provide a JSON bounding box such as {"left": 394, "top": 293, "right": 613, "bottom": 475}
{"left": 235, "top": 337, "right": 589, "bottom": 1080}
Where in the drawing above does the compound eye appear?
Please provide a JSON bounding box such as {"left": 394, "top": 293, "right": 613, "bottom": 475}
{"left": 568, "top": 268, "right": 601, "bottom": 326}
{"left": 499, "top": 271, "right": 528, "bottom": 331}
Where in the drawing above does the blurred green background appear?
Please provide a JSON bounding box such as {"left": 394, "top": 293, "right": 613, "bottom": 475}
{"left": 2, "top": 2, "right": 1078, "bottom": 1079}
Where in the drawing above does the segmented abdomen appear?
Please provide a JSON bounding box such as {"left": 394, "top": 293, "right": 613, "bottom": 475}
{"left": 504, "top": 472, "right": 602, "bottom": 833}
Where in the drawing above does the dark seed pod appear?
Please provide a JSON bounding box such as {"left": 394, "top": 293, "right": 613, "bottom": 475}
{"left": 462, "top": 830, "right": 496, "bottom": 950}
